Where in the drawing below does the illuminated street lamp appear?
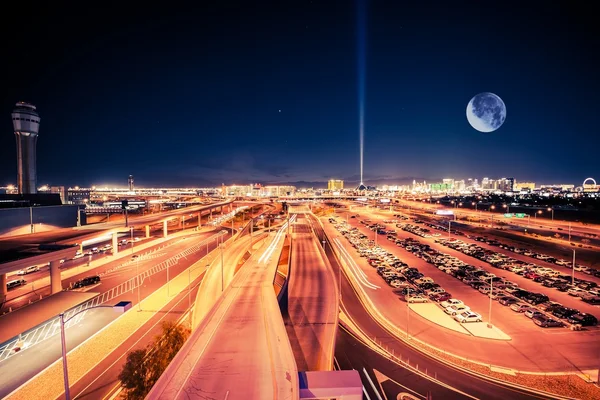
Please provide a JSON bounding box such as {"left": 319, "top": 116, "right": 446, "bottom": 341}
{"left": 547, "top": 207, "right": 554, "bottom": 221}
{"left": 60, "top": 302, "right": 132, "bottom": 400}
{"left": 132, "top": 255, "right": 141, "bottom": 311}
{"left": 472, "top": 202, "right": 478, "bottom": 212}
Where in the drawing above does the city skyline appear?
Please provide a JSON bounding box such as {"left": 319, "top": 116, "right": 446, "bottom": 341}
{"left": 1, "top": 2, "right": 598, "bottom": 187}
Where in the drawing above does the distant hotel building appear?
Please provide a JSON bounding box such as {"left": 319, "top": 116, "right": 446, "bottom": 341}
{"left": 328, "top": 179, "right": 344, "bottom": 191}
{"left": 514, "top": 182, "right": 535, "bottom": 191}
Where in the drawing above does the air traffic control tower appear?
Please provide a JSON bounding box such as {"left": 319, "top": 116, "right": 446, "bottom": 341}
{"left": 12, "top": 102, "right": 40, "bottom": 194}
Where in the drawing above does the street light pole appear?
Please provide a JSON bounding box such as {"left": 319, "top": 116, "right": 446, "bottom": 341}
{"left": 488, "top": 278, "right": 493, "bottom": 328}
{"left": 572, "top": 249, "right": 576, "bottom": 286}
{"left": 59, "top": 313, "right": 70, "bottom": 400}
{"left": 130, "top": 227, "right": 134, "bottom": 255}
{"left": 568, "top": 222, "right": 571, "bottom": 242}
{"left": 220, "top": 242, "right": 224, "bottom": 292}
{"left": 406, "top": 287, "right": 411, "bottom": 340}
{"left": 132, "top": 255, "right": 141, "bottom": 311}
{"left": 59, "top": 304, "right": 127, "bottom": 400}
{"left": 448, "top": 220, "right": 451, "bottom": 239}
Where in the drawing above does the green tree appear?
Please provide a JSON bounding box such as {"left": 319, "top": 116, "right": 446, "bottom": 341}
{"left": 146, "top": 320, "right": 190, "bottom": 385}
{"left": 118, "top": 349, "right": 149, "bottom": 400}
{"left": 119, "top": 320, "right": 190, "bottom": 399}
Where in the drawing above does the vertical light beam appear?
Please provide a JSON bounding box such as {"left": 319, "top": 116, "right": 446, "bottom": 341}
{"left": 356, "top": 0, "right": 367, "bottom": 186}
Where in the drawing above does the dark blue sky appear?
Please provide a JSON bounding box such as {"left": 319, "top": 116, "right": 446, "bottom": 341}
{"left": 1, "top": 1, "right": 598, "bottom": 188}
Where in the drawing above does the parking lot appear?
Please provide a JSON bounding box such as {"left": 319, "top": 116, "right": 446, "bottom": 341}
{"left": 334, "top": 210, "right": 599, "bottom": 335}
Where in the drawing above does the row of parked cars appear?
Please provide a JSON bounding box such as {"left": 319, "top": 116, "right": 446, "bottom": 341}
{"left": 419, "top": 219, "right": 599, "bottom": 277}
{"left": 436, "top": 237, "right": 600, "bottom": 306}
{"left": 334, "top": 219, "right": 484, "bottom": 324}
{"left": 414, "top": 235, "right": 589, "bottom": 327}
{"left": 398, "top": 232, "right": 597, "bottom": 328}
{"left": 489, "top": 238, "right": 600, "bottom": 278}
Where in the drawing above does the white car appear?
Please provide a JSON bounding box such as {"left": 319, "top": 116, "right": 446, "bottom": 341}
{"left": 510, "top": 266, "right": 525, "bottom": 274}
{"left": 567, "top": 287, "right": 587, "bottom": 297}
{"left": 445, "top": 304, "right": 470, "bottom": 316}
{"left": 406, "top": 294, "right": 428, "bottom": 303}
{"left": 441, "top": 298, "right": 463, "bottom": 308}
{"left": 389, "top": 280, "right": 407, "bottom": 288}
{"left": 555, "top": 259, "right": 570, "bottom": 266}
{"left": 454, "top": 311, "right": 483, "bottom": 323}
{"left": 17, "top": 265, "right": 40, "bottom": 275}
{"left": 73, "top": 252, "right": 84, "bottom": 259}
{"left": 574, "top": 265, "right": 589, "bottom": 272}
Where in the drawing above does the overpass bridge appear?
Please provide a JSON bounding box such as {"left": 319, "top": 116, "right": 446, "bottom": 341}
{"left": 149, "top": 212, "right": 361, "bottom": 399}
{"left": 148, "top": 219, "right": 299, "bottom": 399}
{"left": 0, "top": 200, "right": 234, "bottom": 303}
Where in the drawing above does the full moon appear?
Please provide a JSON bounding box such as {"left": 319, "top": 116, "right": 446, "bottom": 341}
{"left": 466, "top": 92, "right": 506, "bottom": 133}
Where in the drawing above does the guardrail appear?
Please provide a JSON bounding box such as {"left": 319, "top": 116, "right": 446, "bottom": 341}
{"left": 0, "top": 231, "right": 226, "bottom": 364}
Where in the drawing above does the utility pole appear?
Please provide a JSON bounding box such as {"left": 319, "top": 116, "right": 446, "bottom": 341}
{"left": 572, "top": 250, "right": 576, "bottom": 285}
{"left": 487, "top": 278, "right": 493, "bottom": 328}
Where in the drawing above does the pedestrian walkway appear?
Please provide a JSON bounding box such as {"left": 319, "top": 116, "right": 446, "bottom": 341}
{"left": 461, "top": 322, "right": 511, "bottom": 340}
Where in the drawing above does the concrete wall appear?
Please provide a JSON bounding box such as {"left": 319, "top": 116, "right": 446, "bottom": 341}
{"left": 0, "top": 205, "right": 83, "bottom": 237}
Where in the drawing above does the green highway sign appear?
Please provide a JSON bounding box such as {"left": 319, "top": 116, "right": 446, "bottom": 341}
{"left": 503, "top": 213, "right": 513, "bottom": 218}
{"left": 515, "top": 213, "right": 526, "bottom": 218}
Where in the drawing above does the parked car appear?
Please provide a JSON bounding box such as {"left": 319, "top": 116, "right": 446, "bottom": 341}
{"left": 552, "top": 307, "right": 579, "bottom": 320}
{"left": 444, "top": 304, "right": 470, "bottom": 316}
{"left": 454, "top": 311, "right": 482, "bottom": 323}
{"left": 532, "top": 316, "right": 563, "bottom": 328}
{"left": 567, "top": 287, "right": 587, "bottom": 297}
{"left": 582, "top": 296, "right": 600, "bottom": 305}
{"left": 72, "top": 275, "right": 101, "bottom": 289}
{"left": 431, "top": 292, "right": 452, "bottom": 302}
{"left": 406, "top": 294, "right": 428, "bottom": 303}
{"left": 498, "top": 297, "right": 518, "bottom": 306}
{"left": 510, "top": 303, "right": 530, "bottom": 313}
{"left": 17, "top": 265, "right": 40, "bottom": 275}
{"left": 566, "top": 313, "right": 598, "bottom": 327}
{"left": 440, "top": 298, "right": 463, "bottom": 308}
{"left": 524, "top": 309, "right": 544, "bottom": 319}
{"left": 538, "top": 302, "right": 563, "bottom": 312}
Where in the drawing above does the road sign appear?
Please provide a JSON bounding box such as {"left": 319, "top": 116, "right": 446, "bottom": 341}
{"left": 503, "top": 213, "right": 513, "bottom": 218}
{"left": 515, "top": 213, "right": 526, "bottom": 218}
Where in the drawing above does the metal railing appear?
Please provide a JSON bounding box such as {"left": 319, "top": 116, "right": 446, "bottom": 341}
{"left": 0, "top": 231, "right": 225, "bottom": 363}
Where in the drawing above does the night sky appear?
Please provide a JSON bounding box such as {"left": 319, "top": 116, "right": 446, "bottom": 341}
{"left": 1, "top": 1, "right": 598, "bottom": 188}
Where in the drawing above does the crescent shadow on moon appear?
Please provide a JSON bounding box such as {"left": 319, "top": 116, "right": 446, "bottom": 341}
{"left": 466, "top": 100, "right": 494, "bottom": 133}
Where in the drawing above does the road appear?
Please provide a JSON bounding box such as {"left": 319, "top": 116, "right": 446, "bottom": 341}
{"left": 69, "top": 273, "right": 205, "bottom": 400}
{"left": 147, "top": 223, "right": 298, "bottom": 400}
{"left": 0, "top": 229, "right": 225, "bottom": 398}
{"left": 335, "top": 325, "right": 473, "bottom": 400}
{"left": 310, "top": 217, "right": 570, "bottom": 400}
{"left": 285, "top": 213, "right": 338, "bottom": 371}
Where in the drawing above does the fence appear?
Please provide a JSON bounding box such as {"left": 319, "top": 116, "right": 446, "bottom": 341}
{"left": 0, "top": 231, "right": 226, "bottom": 363}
